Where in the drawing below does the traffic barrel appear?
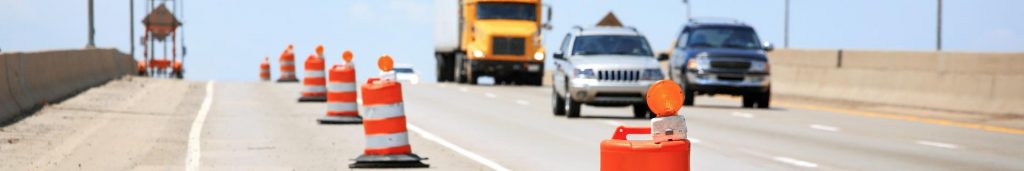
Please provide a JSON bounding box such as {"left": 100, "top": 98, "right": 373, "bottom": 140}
{"left": 277, "top": 44, "right": 299, "bottom": 82}
{"left": 298, "top": 53, "right": 328, "bottom": 102}
{"left": 318, "top": 50, "right": 362, "bottom": 124}
{"left": 260, "top": 57, "right": 271, "bottom": 81}
{"left": 350, "top": 54, "right": 428, "bottom": 168}
{"left": 600, "top": 80, "right": 689, "bottom": 171}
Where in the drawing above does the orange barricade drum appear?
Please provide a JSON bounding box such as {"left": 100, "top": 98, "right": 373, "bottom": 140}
{"left": 600, "top": 126, "right": 690, "bottom": 171}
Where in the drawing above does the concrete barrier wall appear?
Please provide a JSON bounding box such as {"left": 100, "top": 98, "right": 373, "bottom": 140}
{"left": 768, "top": 49, "right": 1024, "bottom": 115}
{"left": 1, "top": 48, "right": 135, "bottom": 122}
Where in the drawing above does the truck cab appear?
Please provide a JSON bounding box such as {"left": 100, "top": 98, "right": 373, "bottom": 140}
{"left": 435, "top": 0, "right": 550, "bottom": 85}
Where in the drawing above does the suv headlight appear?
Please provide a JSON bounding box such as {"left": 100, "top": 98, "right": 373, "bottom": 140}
{"left": 574, "top": 68, "right": 595, "bottom": 79}
{"left": 642, "top": 68, "right": 664, "bottom": 80}
{"left": 749, "top": 61, "right": 768, "bottom": 72}
{"left": 686, "top": 57, "right": 710, "bottom": 70}
{"left": 533, "top": 52, "right": 544, "bottom": 61}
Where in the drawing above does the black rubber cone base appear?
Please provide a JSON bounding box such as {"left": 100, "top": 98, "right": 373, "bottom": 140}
{"left": 276, "top": 78, "right": 299, "bottom": 83}
{"left": 350, "top": 154, "right": 429, "bottom": 168}
{"left": 297, "top": 96, "right": 327, "bottom": 102}
{"left": 317, "top": 115, "right": 363, "bottom": 124}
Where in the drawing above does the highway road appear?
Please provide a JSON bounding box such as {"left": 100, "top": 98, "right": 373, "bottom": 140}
{"left": 2, "top": 77, "right": 1023, "bottom": 170}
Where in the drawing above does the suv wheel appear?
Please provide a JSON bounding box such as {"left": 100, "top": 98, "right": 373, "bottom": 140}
{"left": 683, "top": 88, "right": 695, "bottom": 106}
{"left": 742, "top": 94, "right": 756, "bottom": 108}
{"left": 632, "top": 103, "right": 651, "bottom": 119}
{"left": 567, "top": 92, "right": 581, "bottom": 118}
{"left": 552, "top": 88, "right": 566, "bottom": 115}
{"left": 756, "top": 90, "right": 771, "bottom": 109}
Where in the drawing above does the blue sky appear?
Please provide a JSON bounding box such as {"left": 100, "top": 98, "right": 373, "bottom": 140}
{"left": 2, "top": 0, "right": 1022, "bottom": 81}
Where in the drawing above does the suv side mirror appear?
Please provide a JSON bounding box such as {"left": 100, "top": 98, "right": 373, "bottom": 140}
{"left": 763, "top": 41, "right": 775, "bottom": 52}
{"left": 553, "top": 52, "right": 564, "bottom": 60}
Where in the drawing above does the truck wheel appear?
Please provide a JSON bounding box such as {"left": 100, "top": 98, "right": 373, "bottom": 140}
{"left": 567, "top": 98, "right": 581, "bottom": 118}
{"left": 436, "top": 53, "right": 454, "bottom": 82}
{"left": 529, "top": 73, "right": 544, "bottom": 86}
{"left": 454, "top": 53, "right": 467, "bottom": 83}
{"left": 633, "top": 103, "right": 651, "bottom": 119}
{"left": 756, "top": 90, "right": 771, "bottom": 109}
{"left": 552, "top": 88, "right": 566, "bottom": 115}
{"left": 466, "top": 68, "right": 478, "bottom": 85}
{"left": 742, "top": 94, "right": 756, "bottom": 108}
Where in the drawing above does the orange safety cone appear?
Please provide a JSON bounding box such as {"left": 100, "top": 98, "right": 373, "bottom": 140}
{"left": 600, "top": 80, "right": 690, "bottom": 171}
{"left": 350, "top": 54, "right": 428, "bottom": 168}
{"left": 298, "top": 53, "right": 328, "bottom": 102}
{"left": 260, "top": 57, "right": 272, "bottom": 81}
{"left": 277, "top": 44, "right": 299, "bottom": 82}
{"left": 318, "top": 50, "right": 362, "bottom": 124}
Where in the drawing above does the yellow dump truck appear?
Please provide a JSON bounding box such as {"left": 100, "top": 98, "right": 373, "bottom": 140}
{"left": 434, "top": 0, "right": 551, "bottom": 85}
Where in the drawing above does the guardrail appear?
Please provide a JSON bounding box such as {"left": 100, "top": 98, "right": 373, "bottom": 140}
{"left": 1, "top": 48, "right": 135, "bottom": 123}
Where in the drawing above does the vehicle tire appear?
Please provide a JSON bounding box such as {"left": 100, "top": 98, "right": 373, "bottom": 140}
{"left": 466, "top": 68, "right": 478, "bottom": 85}
{"left": 756, "top": 90, "right": 771, "bottom": 109}
{"left": 552, "top": 88, "right": 566, "bottom": 116}
{"left": 683, "top": 85, "right": 695, "bottom": 106}
{"left": 529, "top": 73, "right": 544, "bottom": 86}
{"left": 436, "top": 53, "right": 453, "bottom": 82}
{"left": 742, "top": 94, "right": 756, "bottom": 108}
{"left": 633, "top": 103, "right": 651, "bottom": 119}
{"left": 454, "top": 53, "right": 467, "bottom": 83}
{"left": 567, "top": 97, "right": 582, "bottom": 118}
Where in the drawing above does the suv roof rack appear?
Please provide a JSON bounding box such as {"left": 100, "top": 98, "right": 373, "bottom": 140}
{"left": 574, "top": 25, "right": 639, "bottom": 32}
{"left": 688, "top": 17, "right": 744, "bottom": 25}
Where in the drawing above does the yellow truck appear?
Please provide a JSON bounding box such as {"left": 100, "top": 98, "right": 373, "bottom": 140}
{"left": 434, "top": 0, "right": 551, "bottom": 85}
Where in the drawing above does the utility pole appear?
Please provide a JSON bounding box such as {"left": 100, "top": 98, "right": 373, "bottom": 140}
{"left": 936, "top": 0, "right": 942, "bottom": 51}
{"left": 130, "top": 0, "right": 135, "bottom": 58}
{"left": 784, "top": 0, "right": 790, "bottom": 48}
{"left": 682, "top": 0, "right": 692, "bottom": 21}
{"left": 87, "top": 0, "right": 95, "bottom": 48}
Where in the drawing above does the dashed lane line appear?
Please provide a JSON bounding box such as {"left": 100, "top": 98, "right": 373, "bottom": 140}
{"left": 809, "top": 124, "right": 840, "bottom": 132}
{"left": 732, "top": 112, "right": 755, "bottom": 119}
{"left": 773, "top": 156, "right": 820, "bottom": 168}
{"left": 916, "top": 140, "right": 959, "bottom": 149}
{"left": 407, "top": 124, "right": 510, "bottom": 171}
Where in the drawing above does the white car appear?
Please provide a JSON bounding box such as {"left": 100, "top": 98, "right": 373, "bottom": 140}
{"left": 393, "top": 64, "right": 420, "bottom": 85}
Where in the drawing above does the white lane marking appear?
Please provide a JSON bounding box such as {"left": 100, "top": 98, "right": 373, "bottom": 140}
{"left": 603, "top": 120, "right": 625, "bottom": 127}
{"left": 773, "top": 156, "right": 819, "bottom": 168}
{"left": 459, "top": 87, "right": 469, "bottom": 92}
{"left": 515, "top": 100, "right": 530, "bottom": 105}
{"left": 186, "top": 81, "right": 215, "bottom": 171}
{"left": 484, "top": 92, "right": 497, "bottom": 98}
{"left": 809, "top": 124, "right": 840, "bottom": 132}
{"left": 916, "top": 140, "right": 959, "bottom": 149}
{"left": 407, "top": 124, "right": 510, "bottom": 171}
{"left": 731, "top": 112, "right": 755, "bottom": 119}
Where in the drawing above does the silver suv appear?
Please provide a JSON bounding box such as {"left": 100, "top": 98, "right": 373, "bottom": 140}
{"left": 551, "top": 26, "right": 664, "bottom": 118}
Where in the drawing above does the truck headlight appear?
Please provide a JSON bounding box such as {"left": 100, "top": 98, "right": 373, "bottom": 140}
{"left": 642, "top": 69, "right": 664, "bottom": 80}
{"left": 533, "top": 52, "right": 544, "bottom": 61}
{"left": 749, "top": 61, "right": 768, "bottom": 72}
{"left": 473, "top": 50, "right": 485, "bottom": 58}
{"left": 574, "top": 68, "right": 595, "bottom": 79}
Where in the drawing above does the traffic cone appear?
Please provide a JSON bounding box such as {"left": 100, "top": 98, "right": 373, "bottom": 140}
{"left": 600, "top": 80, "right": 690, "bottom": 171}
{"left": 298, "top": 53, "right": 328, "bottom": 102}
{"left": 277, "top": 44, "right": 299, "bottom": 82}
{"left": 350, "top": 54, "right": 428, "bottom": 168}
{"left": 260, "top": 57, "right": 272, "bottom": 81}
{"left": 318, "top": 50, "right": 362, "bottom": 124}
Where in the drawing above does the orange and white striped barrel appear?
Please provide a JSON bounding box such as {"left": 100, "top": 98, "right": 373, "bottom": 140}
{"left": 298, "top": 54, "right": 327, "bottom": 102}
{"left": 259, "top": 57, "right": 271, "bottom": 81}
{"left": 277, "top": 44, "right": 299, "bottom": 82}
{"left": 351, "top": 54, "right": 427, "bottom": 168}
{"left": 319, "top": 50, "right": 362, "bottom": 124}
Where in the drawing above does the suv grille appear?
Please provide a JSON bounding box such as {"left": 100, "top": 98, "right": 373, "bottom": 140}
{"left": 492, "top": 37, "right": 526, "bottom": 55}
{"left": 710, "top": 61, "right": 751, "bottom": 70}
{"left": 598, "top": 70, "right": 641, "bottom": 82}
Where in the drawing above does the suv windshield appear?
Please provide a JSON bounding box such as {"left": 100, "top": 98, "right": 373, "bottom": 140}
{"left": 572, "top": 35, "right": 653, "bottom": 56}
{"left": 477, "top": 3, "right": 536, "bottom": 21}
{"left": 686, "top": 27, "right": 762, "bottom": 49}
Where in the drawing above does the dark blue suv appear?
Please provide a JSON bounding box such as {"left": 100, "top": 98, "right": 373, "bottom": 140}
{"left": 665, "top": 20, "right": 773, "bottom": 108}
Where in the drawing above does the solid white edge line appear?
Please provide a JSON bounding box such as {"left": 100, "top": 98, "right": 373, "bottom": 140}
{"left": 186, "top": 81, "right": 214, "bottom": 171}
{"left": 407, "top": 124, "right": 510, "bottom": 171}
{"left": 916, "top": 140, "right": 959, "bottom": 149}
{"left": 809, "top": 124, "right": 840, "bottom": 132}
{"left": 773, "top": 156, "right": 819, "bottom": 168}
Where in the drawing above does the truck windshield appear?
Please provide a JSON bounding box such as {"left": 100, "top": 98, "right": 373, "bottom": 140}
{"left": 477, "top": 3, "right": 536, "bottom": 21}
{"left": 686, "top": 27, "right": 762, "bottom": 49}
{"left": 572, "top": 35, "right": 653, "bottom": 56}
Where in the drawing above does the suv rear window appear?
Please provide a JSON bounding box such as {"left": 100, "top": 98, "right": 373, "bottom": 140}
{"left": 686, "top": 27, "right": 762, "bottom": 49}
{"left": 572, "top": 35, "right": 653, "bottom": 56}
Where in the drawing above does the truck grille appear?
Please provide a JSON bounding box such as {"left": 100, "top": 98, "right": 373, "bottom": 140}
{"left": 492, "top": 37, "right": 526, "bottom": 55}
{"left": 710, "top": 61, "right": 751, "bottom": 70}
{"left": 598, "top": 70, "right": 641, "bottom": 82}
